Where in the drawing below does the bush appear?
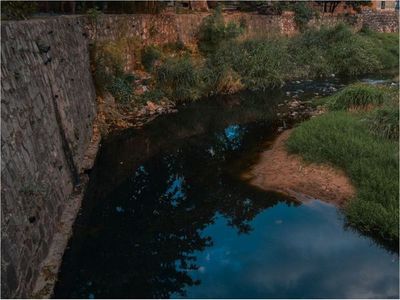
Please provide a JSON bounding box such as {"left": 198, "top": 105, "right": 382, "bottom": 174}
{"left": 366, "top": 105, "right": 399, "bottom": 140}
{"left": 292, "top": 2, "right": 315, "bottom": 31}
{"left": 198, "top": 7, "right": 245, "bottom": 55}
{"left": 106, "top": 74, "right": 135, "bottom": 104}
{"left": 325, "top": 84, "right": 389, "bottom": 110}
{"left": 360, "top": 30, "right": 399, "bottom": 70}
{"left": 286, "top": 111, "right": 399, "bottom": 242}
{"left": 139, "top": 89, "right": 166, "bottom": 104}
{"left": 141, "top": 46, "right": 162, "bottom": 72}
{"left": 290, "top": 24, "right": 387, "bottom": 77}
{"left": 90, "top": 40, "right": 137, "bottom": 103}
{"left": 209, "top": 38, "right": 290, "bottom": 90}
{"left": 156, "top": 57, "right": 202, "bottom": 103}
{"left": 2, "top": 1, "right": 37, "bottom": 20}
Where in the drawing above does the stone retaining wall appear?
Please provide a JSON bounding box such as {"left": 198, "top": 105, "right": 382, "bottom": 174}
{"left": 1, "top": 16, "right": 96, "bottom": 298}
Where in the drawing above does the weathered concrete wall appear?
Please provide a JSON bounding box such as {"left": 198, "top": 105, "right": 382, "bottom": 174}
{"left": 1, "top": 16, "right": 96, "bottom": 298}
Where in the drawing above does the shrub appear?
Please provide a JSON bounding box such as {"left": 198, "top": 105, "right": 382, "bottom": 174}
{"left": 286, "top": 111, "right": 399, "bottom": 242}
{"left": 156, "top": 57, "right": 202, "bottom": 103}
{"left": 215, "top": 67, "right": 244, "bottom": 95}
{"left": 2, "top": 1, "right": 37, "bottom": 20}
{"left": 326, "top": 84, "right": 389, "bottom": 110}
{"left": 360, "top": 30, "right": 399, "bottom": 70}
{"left": 366, "top": 105, "right": 399, "bottom": 140}
{"left": 210, "top": 38, "right": 290, "bottom": 90}
{"left": 90, "top": 40, "right": 137, "bottom": 102}
{"left": 292, "top": 2, "right": 315, "bottom": 31}
{"left": 198, "top": 7, "right": 245, "bottom": 55}
{"left": 141, "top": 46, "right": 162, "bottom": 72}
{"left": 107, "top": 74, "right": 135, "bottom": 104}
{"left": 139, "top": 89, "right": 166, "bottom": 104}
{"left": 290, "top": 24, "right": 385, "bottom": 77}
{"left": 163, "top": 40, "right": 187, "bottom": 52}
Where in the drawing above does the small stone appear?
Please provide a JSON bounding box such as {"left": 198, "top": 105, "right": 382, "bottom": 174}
{"left": 146, "top": 101, "right": 158, "bottom": 111}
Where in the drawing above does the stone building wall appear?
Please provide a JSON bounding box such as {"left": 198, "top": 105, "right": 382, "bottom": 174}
{"left": 1, "top": 9, "right": 398, "bottom": 299}
{"left": 1, "top": 16, "right": 96, "bottom": 298}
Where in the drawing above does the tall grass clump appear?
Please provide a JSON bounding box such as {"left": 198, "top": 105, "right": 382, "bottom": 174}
{"left": 290, "top": 23, "right": 387, "bottom": 77}
{"left": 325, "top": 84, "right": 389, "bottom": 110}
{"left": 286, "top": 111, "right": 399, "bottom": 242}
{"left": 209, "top": 38, "right": 291, "bottom": 90}
{"left": 141, "top": 45, "right": 162, "bottom": 72}
{"left": 156, "top": 57, "right": 202, "bottom": 103}
{"left": 366, "top": 104, "right": 399, "bottom": 140}
{"left": 90, "top": 39, "right": 137, "bottom": 103}
{"left": 360, "top": 27, "right": 399, "bottom": 70}
{"left": 197, "top": 6, "right": 245, "bottom": 55}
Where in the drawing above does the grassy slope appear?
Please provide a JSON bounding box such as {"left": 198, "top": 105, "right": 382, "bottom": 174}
{"left": 286, "top": 87, "right": 399, "bottom": 242}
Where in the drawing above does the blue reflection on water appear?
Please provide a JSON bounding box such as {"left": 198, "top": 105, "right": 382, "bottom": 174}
{"left": 174, "top": 201, "right": 399, "bottom": 299}
{"left": 164, "top": 175, "right": 187, "bottom": 206}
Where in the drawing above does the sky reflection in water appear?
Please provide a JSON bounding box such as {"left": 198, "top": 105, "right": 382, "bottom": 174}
{"left": 174, "top": 201, "right": 399, "bottom": 299}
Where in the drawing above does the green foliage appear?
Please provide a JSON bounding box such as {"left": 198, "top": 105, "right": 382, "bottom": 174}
{"left": 139, "top": 89, "right": 166, "bottom": 104}
{"left": 141, "top": 46, "right": 162, "bottom": 72}
{"left": 361, "top": 31, "right": 399, "bottom": 70}
{"left": 366, "top": 104, "right": 399, "bottom": 140}
{"left": 325, "top": 84, "right": 389, "bottom": 110}
{"left": 208, "top": 38, "right": 291, "bottom": 90}
{"left": 90, "top": 40, "right": 137, "bottom": 103}
{"left": 163, "top": 40, "right": 187, "bottom": 52}
{"left": 292, "top": 2, "right": 315, "bottom": 31}
{"left": 156, "top": 57, "right": 202, "bottom": 103}
{"left": 86, "top": 7, "right": 102, "bottom": 22}
{"left": 2, "top": 1, "right": 37, "bottom": 20}
{"left": 198, "top": 7, "right": 245, "bottom": 55}
{"left": 286, "top": 111, "right": 399, "bottom": 241}
{"left": 107, "top": 74, "right": 135, "bottom": 104}
{"left": 152, "top": 24, "right": 398, "bottom": 103}
{"left": 290, "top": 23, "right": 391, "bottom": 77}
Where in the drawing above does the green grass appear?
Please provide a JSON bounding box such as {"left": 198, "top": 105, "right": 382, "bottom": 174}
{"left": 286, "top": 107, "right": 399, "bottom": 243}
{"left": 141, "top": 45, "right": 162, "bottom": 72}
{"left": 366, "top": 104, "right": 399, "bottom": 140}
{"left": 141, "top": 21, "right": 399, "bottom": 103}
{"left": 155, "top": 56, "right": 202, "bottom": 103}
{"left": 325, "top": 83, "right": 390, "bottom": 110}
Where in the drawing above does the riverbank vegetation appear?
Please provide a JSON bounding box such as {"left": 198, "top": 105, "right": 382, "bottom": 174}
{"left": 90, "top": 8, "right": 399, "bottom": 106}
{"left": 143, "top": 9, "right": 398, "bottom": 104}
{"left": 286, "top": 84, "right": 399, "bottom": 244}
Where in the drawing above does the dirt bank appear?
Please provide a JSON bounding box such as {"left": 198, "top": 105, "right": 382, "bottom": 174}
{"left": 242, "top": 130, "right": 355, "bottom": 206}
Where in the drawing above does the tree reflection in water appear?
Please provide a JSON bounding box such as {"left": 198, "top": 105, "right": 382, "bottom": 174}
{"left": 54, "top": 92, "right": 296, "bottom": 299}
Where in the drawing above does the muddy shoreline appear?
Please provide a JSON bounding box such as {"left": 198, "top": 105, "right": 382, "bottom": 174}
{"left": 241, "top": 129, "right": 356, "bottom": 207}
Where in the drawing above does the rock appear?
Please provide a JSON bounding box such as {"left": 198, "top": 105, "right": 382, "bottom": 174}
{"left": 146, "top": 101, "right": 158, "bottom": 111}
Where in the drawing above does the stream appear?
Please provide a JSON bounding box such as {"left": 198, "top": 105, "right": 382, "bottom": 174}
{"left": 54, "top": 78, "right": 399, "bottom": 299}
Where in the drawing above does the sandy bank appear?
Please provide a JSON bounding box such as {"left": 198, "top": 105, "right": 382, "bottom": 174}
{"left": 242, "top": 130, "right": 355, "bottom": 206}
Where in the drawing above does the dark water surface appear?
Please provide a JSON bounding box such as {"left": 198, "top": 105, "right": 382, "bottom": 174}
{"left": 54, "top": 80, "right": 399, "bottom": 299}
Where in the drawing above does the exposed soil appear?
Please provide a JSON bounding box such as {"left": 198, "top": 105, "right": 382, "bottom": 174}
{"left": 242, "top": 130, "right": 355, "bottom": 207}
